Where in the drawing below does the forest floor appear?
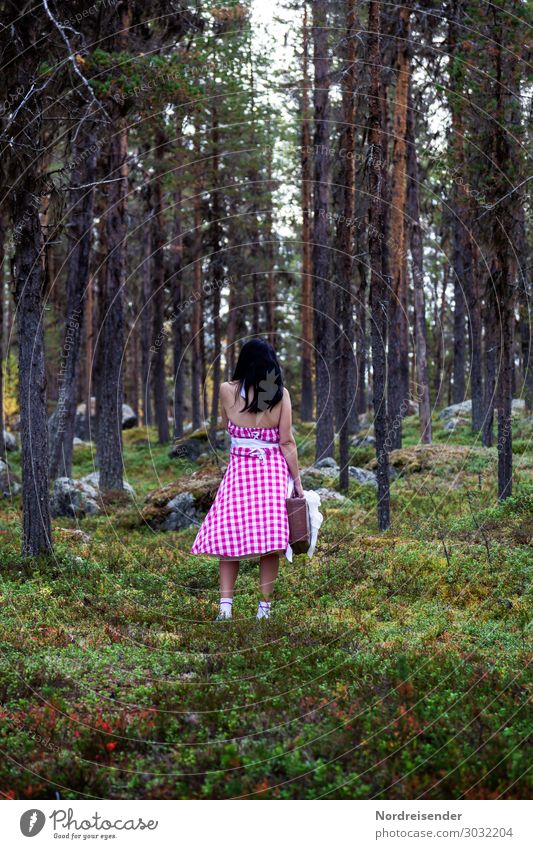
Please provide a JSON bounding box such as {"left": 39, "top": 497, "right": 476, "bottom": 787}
{"left": 0, "top": 414, "right": 531, "bottom": 800}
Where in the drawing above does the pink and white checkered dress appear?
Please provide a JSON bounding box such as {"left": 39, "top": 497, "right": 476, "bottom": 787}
{"left": 190, "top": 420, "right": 290, "bottom": 558}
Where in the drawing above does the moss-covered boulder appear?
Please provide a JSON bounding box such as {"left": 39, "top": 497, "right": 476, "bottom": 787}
{"left": 169, "top": 428, "right": 227, "bottom": 460}
{"left": 142, "top": 470, "right": 224, "bottom": 530}
{"left": 366, "top": 444, "right": 483, "bottom": 475}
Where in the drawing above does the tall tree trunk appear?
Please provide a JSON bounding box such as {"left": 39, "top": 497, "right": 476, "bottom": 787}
{"left": 448, "top": 7, "right": 467, "bottom": 407}
{"left": 482, "top": 274, "right": 497, "bottom": 447}
{"left": 14, "top": 196, "right": 53, "bottom": 555}
{"left": 209, "top": 108, "right": 223, "bottom": 440}
{"left": 495, "top": 256, "right": 515, "bottom": 499}
{"left": 191, "top": 133, "right": 203, "bottom": 431}
{"left": 97, "top": 128, "right": 127, "bottom": 491}
{"left": 312, "top": 0, "right": 335, "bottom": 461}
{"left": 83, "top": 274, "right": 95, "bottom": 441}
{"left": 96, "top": 4, "right": 131, "bottom": 490}
{"left": 492, "top": 20, "right": 520, "bottom": 500}
{"left": 8, "top": 24, "right": 52, "bottom": 556}
{"left": 300, "top": 2, "right": 314, "bottom": 422}
{"left": 172, "top": 137, "right": 185, "bottom": 439}
{"left": 337, "top": 0, "right": 358, "bottom": 490}
{"left": 226, "top": 281, "right": 238, "bottom": 380}
{"left": 355, "top": 252, "right": 368, "bottom": 415}
{"left": 452, "top": 251, "right": 466, "bottom": 404}
{"left": 264, "top": 147, "right": 277, "bottom": 349}
{"left": 517, "top": 207, "right": 532, "bottom": 411}
{"left": 48, "top": 123, "right": 97, "bottom": 479}
{"left": 130, "top": 301, "right": 140, "bottom": 421}
{"left": 368, "top": 0, "right": 390, "bottom": 531}
{"left": 151, "top": 129, "right": 170, "bottom": 444}
{"left": 406, "top": 85, "right": 431, "bottom": 443}
{"left": 387, "top": 1, "right": 412, "bottom": 450}
{"left": 433, "top": 258, "right": 448, "bottom": 403}
{"left": 467, "top": 244, "right": 484, "bottom": 431}
{"left": 140, "top": 176, "right": 153, "bottom": 427}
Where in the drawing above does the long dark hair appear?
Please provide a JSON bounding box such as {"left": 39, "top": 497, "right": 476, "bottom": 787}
{"left": 231, "top": 338, "right": 284, "bottom": 414}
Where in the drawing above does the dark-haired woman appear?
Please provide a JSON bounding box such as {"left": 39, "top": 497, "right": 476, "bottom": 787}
{"left": 191, "top": 339, "right": 304, "bottom": 620}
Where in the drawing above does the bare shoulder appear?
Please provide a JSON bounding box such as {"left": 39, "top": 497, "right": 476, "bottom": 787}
{"left": 282, "top": 387, "right": 291, "bottom": 403}
{"left": 221, "top": 381, "right": 239, "bottom": 405}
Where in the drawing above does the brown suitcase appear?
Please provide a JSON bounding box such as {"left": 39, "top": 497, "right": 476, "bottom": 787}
{"left": 286, "top": 494, "right": 310, "bottom": 555}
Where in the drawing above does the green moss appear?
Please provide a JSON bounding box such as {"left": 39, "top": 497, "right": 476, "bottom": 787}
{"left": 0, "top": 425, "right": 531, "bottom": 800}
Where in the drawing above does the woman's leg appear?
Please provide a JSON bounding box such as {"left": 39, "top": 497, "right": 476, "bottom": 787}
{"left": 220, "top": 559, "right": 239, "bottom": 598}
{"left": 259, "top": 552, "right": 280, "bottom": 601}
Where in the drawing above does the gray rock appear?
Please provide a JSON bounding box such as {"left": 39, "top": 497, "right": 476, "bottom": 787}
{"left": 440, "top": 398, "right": 525, "bottom": 422}
{"left": 315, "top": 456, "right": 339, "bottom": 470}
{"left": 2, "top": 430, "right": 18, "bottom": 452}
{"left": 443, "top": 416, "right": 469, "bottom": 432}
{"left": 348, "top": 466, "right": 378, "bottom": 488}
{"left": 315, "top": 487, "right": 348, "bottom": 503}
{"left": 80, "top": 471, "right": 135, "bottom": 497}
{"left": 75, "top": 399, "right": 138, "bottom": 438}
{"left": 439, "top": 400, "right": 472, "bottom": 420}
{"left": 50, "top": 477, "right": 101, "bottom": 518}
{"left": 160, "top": 492, "right": 200, "bottom": 531}
{"left": 351, "top": 434, "right": 376, "bottom": 448}
{"left": 121, "top": 403, "right": 138, "bottom": 429}
{"left": 0, "top": 460, "right": 21, "bottom": 497}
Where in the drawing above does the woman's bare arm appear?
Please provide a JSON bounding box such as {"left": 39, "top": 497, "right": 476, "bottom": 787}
{"left": 219, "top": 382, "right": 229, "bottom": 429}
{"left": 278, "top": 389, "right": 303, "bottom": 495}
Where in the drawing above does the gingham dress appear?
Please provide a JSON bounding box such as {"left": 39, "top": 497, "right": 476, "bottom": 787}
{"left": 190, "top": 420, "right": 290, "bottom": 559}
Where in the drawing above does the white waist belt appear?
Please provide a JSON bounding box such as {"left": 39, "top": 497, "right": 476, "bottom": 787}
{"left": 230, "top": 435, "right": 278, "bottom": 462}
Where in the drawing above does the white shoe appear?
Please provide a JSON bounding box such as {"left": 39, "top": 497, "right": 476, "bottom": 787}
{"left": 216, "top": 609, "right": 232, "bottom": 621}
{"left": 256, "top": 601, "right": 271, "bottom": 620}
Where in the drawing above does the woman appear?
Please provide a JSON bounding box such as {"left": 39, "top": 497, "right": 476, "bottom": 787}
{"left": 191, "top": 338, "right": 304, "bottom": 620}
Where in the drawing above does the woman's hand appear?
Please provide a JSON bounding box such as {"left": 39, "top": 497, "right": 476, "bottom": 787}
{"left": 293, "top": 478, "right": 304, "bottom": 498}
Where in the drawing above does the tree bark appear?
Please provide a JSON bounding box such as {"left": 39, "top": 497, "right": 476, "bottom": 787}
{"left": 467, "top": 244, "right": 484, "bottom": 431}
{"left": 171, "top": 137, "right": 185, "bottom": 439}
{"left": 337, "top": 0, "right": 358, "bottom": 490}
{"left": 448, "top": 6, "right": 468, "bottom": 408}
{"left": 151, "top": 129, "right": 170, "bottom": 444}
{"left": 387, "top": 1, "right": 412, "bottom": 450}
{"left": 48, "top": 123, "right": 97, "bottom": 478}
{"left": 491, "top": 20, "right": 520, "bottom": 500}
{"left": 517, "top": 207, "right": 533, "bottom": 411}
{"left": 300, "top": 3, "right": 314, "bottom": 422}
{"left": 14, "top": 196, "right": 53, "bottom": 555}
{"left": 368, "top": 0, "right": 390, "bottom": 530}
{"left": 96, "top": 128, "right": 127, "bottom": 491}
{"left": 406, "top": 85, "right": 431, "bottom": 443}
{"left": 191, "top": 132, "right": 203, "bottom": 431}
{"left": 209, "top": 108, "right": 223, "bottom": 441}
{"left": 140, "top": 177, "right": 153, "bottom": 427}
{"left": 264, "top": 147, "right": 277, "bottom": 349}
{"left": 355, "top": 225, "right": 368, "bottom": 415}
{"left": 482, "top": 274, "right": 497, "bottom": 447}
{"left": 312, "top": 0, "right": 335, "bottom": 461}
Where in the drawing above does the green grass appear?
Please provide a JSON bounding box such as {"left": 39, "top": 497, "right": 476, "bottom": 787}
{"left": 0, "top": 415, "right": 531, "bottom": 800}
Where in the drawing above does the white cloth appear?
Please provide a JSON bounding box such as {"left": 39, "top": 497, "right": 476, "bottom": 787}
{"left": 230, "top": 434, "right": 274, "bottom": 463}
{"left": 285, "top": 477, "right": 323, "bottom": 562}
